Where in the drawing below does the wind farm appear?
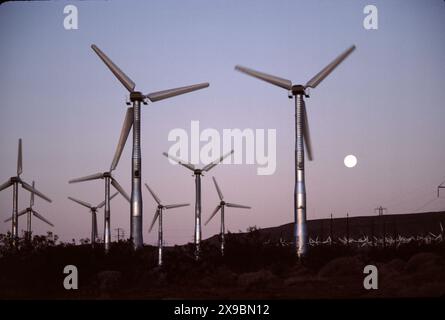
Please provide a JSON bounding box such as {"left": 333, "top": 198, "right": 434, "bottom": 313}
{"left": 0, "top": 0, "right": 444, "bottom": 301}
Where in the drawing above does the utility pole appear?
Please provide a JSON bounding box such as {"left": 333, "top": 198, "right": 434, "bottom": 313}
{"left": 375, "top": 206, "right": 387, "bottom": 248}
{"left": 329, "top": 213, "right": 333, "bottom": 245}
{"left": 346, "top": 213, "right": 350, "bottom": 246}
{"left": 114, "top": 228, "right": 125, "bottom": 242}
{"left": 374, "top": 206, "right": 387, "bottom": 216}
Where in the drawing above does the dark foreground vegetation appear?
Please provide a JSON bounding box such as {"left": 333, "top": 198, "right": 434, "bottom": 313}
{"left": 0, "top": 229, "right": 444, "bottom": 299}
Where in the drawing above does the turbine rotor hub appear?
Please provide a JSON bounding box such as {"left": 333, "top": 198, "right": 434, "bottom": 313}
{"left": 290, "top": 85, "right": 308, "bottom": 97}
{"left": 103, "top": 172, "right": 112, "bottom": 178}
{"left": 11, "top": 177, "right": 20, "bottom": 183}
{"left": 129, "top": 91, "right": 146, "bottom": 102}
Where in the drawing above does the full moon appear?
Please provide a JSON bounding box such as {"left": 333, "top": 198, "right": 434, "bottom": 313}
{"left": 344, "top": 155, "right": 357, "bottom": 168}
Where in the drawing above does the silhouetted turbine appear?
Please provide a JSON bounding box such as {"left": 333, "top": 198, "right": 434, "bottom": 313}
{"left": 68, "top": 193, "right": 118, "bottom": 247}
{"left": 0, "top": 139, "right": 52, "bottom": 244}
{"left": 91, "top": 44, "right": 209, "bottom": 249}
{"left": 145, "top": 183, "right": 189, "bottom": 266}
{"left": 205, "top": 176, "right": 250, "bottom": 256}
{"left": 4, "top": 181, "right": 54, "bottom": 242}
{"left": 163, "top": 150, "right": 233, "bottom": 260}
{"left": 235, "top": 45, "right": 355, "bottom": 257}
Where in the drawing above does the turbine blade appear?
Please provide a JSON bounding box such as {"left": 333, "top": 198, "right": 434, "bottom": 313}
{"left": 68, "top": 172, "right": 104, "bottom": 184}
{"left": 17, "top": 138, "right": 22, "bottom": 176}
{"left": 30, "top": 181, "right": 35, "bottom": 206}
{"left": 234, "top": 65, "right": 292, "bottom": 90}
{"left": 111, "top": 178, "right": 130, "bottom": 203}
{"left": 202, "top": 150, "right": 234, "bottom": 172}
{"left": 144, "top": 183, "right": 161, "bottom": 205}
{"left": 32, "top": 210, "right": 54, "bottom": 227}
{"left": 17, "top": 209, "right": 28, "bottom": 217}
{"left": 96, "top": 191, "right": 119, "bottom": 209}
{"left": 20, "top": 180, "right": 52, "bottom": 203}
{"left": 110, "top": 107, "right": 133, "bottom": 171}
{"left": 162, "top": 152, "right": 195, "bottom": 171}
{"left": 225, "top": 202, "right": 251, "bottom": 209}
{"left": 68, "top": 196, "right": 93, "bottom": 209}
{"left": 212, "top": 176, "right": 224, "bottom": 200}
{"left": 164, "top": 203, "right": 189, "bottom": 210}
{"left": 91, "top": 44, "right": 136, "bottom": 92}
{"left": 0, "top": 179, "right": 13, "bottom": 193}
{"left": 146, "top": 83, "right": 209, "bottom": 102}
{"left": 204, "top": 205, "right": 221, "bottom": 226}
{"left": 4, "top": 209, "right": 27, "bottom": 222}
{"left": 149, "top": 209, "right": 160, "bottom": 233}
{"left": 305, "top": 45, "right": 356, "bottom": 89}
{"left": 302, "top": 102, "right": 313, "bottom": 161}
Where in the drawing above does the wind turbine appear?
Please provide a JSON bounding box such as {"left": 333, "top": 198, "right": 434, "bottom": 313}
{"left": 4, "top": 181, "right": 54, "bottom": 242}
{"left": 68, "top": 193, "right": 118, "bottom": 247}
{"left": 204, "top": 176, "right": 250, "bottom": 256}
{"left": 145, "top": 183, "right": 189, "bottom": 266}
{"left": 68, "top": 132, "right": 131, "bottom": 252}
{"left": 163, "top": 150, "right": 233, "bottom": 260}
{"left": 235, "top": 45, "right": 355, "bottom": 257}
{"left": 90, "top": 44, "right": 209, "bottom": 249}
{"left": 0, "top": 139, "right": 52, "bottom": 243}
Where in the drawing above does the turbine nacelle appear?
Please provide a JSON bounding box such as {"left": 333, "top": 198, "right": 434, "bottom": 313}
{"left": 289, "top": 85, "right": 309, "bottom": 98}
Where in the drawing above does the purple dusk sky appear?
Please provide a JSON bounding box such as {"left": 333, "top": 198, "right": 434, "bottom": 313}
{"left": 0, "top": 0, "right": 444, "bottom": 245}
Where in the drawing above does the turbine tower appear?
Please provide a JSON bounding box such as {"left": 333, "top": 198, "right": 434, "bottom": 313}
{"left": 68, "top": 193, "right": 118, "bottom": 247}
{"left": 68, "top": 130, "right": 131, "bottom": 252}
{"left": 235, "top": 45, "right": 355, "bottom": 257}
{"left": 90, "top": 44, "right": 209, "bottom": 249}
{"left": 163, "top": 150, "right": 233, "bottom": 260}
{"left": 0, "top": 139, "right": 52, "bottom": 243}
{"left": 4, "top": 181, "right": 54, "bottom": 242}
{"left": 145, "top": 183, "right": 189, "bottom": 266}
{"left": 204, "top": 176, "right": 250, "bottom": 256}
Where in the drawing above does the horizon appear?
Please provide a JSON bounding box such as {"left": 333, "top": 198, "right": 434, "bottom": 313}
{"left": 1, "top": 0, "right": 444, "bottom": 245}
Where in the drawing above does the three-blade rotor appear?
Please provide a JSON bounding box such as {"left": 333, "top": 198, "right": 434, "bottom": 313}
{"left": 235, "top": 45, "right": 356, "bottom": 162}
{"left": 163, "top": 150, "right": 234, "bottom": 173}
{"left": 205, "top": 177, "right": 251, "bottom": 225}
{"left": 69, "top": 172, "right": 130, "bottom": 203}
{"left": 91, "top": 44, "right": 209, "bottom": 102}
{"left": 145, "top": 183, "right": 189, "bottom": 232}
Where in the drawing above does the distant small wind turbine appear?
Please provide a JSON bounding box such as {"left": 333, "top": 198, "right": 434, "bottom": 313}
{"left": 163, "top": 150, "right": 233, "bottom": 260}
{"left": 235, "top": 45, "right": 356, "bottom": 257}
{"left": 68, "top": 131, "right": 131, "bottom": 252}
{"left": 0, "top": 139, "right": 52, "bottom": 243}
{"left": 145, "top": 183, "right": 189, "bottom": 267}
{"left": 205, "top": 177, "right": 250, "bottom": 256}
{"left": 91, "top": 44, "right": 209, "bottom": 249}
{"left": 68, "top": 193, "right": 118, "bottom": 247}
{"left": 4, "top": 181, "right": 54, "bottom": 242}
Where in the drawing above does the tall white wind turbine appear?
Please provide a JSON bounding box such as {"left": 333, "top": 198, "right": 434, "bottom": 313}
{"left": 91, "top": 44, "right": 209, "bottom": 249}
{"left": 163, "top": 150, "right": 233, "bottom": 260}
{"left": 235, "top": 45, "right": 355, "bottom": 257}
